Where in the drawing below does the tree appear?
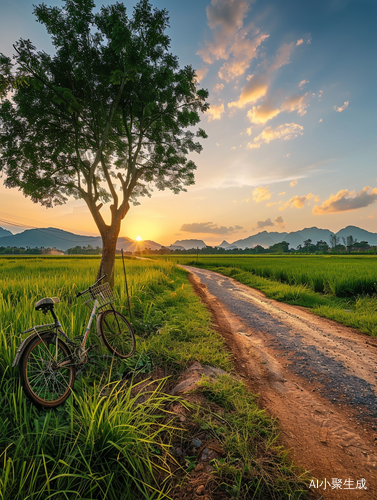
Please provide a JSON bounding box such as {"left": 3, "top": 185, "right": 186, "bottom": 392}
{"left": 330, "top": 233, "right": 339, "bottom": 248}
{"left": 268, "top": 241, "right": 290, "bottom": 253}
{"left": 0, "top": 0, "right": 208, "bottom": 286}
{"left": 315, "top": 240, "right": 329, "bottom": 253}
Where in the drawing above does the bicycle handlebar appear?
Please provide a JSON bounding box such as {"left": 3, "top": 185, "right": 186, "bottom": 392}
{"left": 76, "top": 275, "right": 107, "bottom": 297}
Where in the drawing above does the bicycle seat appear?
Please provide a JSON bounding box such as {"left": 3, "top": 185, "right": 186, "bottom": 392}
{"left": 35, "top": 297, "right": 59, "bottom": 311}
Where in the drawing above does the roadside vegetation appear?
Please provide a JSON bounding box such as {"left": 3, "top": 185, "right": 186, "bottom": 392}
{"left": 0, "top": 256, "right": 307, "bottom": 499}
{"left": 156, "top": 255, "right": 377, "bottom": 337}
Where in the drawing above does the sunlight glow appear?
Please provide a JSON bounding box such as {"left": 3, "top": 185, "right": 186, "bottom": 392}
{"left": 135, "top": 235, "right": 142, "bottom": 241}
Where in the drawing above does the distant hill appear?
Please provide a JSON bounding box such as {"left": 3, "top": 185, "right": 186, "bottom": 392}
{"left": 222, "top": 226, "right": 377, "bottom": 250}
{"left": 336, "top": 226, "right": 377, "bottom": 245}
{"left": 172, "top": 239, "right": 207, "bottom": 250}
{"left": 0, "top": 227, "right": 163, "bottom": 252}
{"left": 232, "top": 231, "right": 288, "bottom": 249}
{"left": 216, "top": 240, "right": 237, "bottom": 249}
{"left": 0, "top": 227, "right": 13, "bottom": 239}
{"left": 285, "top": 227, "right": 333, "bottom": 249}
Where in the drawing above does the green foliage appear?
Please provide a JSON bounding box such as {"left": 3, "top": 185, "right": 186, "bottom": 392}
{"left": 0, "top": 0, "right": 209, "bottom": 284}
{"left": 0, "top": 0, "right": 208, "bottom": 208}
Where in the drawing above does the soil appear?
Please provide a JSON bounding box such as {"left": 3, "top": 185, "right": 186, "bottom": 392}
{"left": 183, "top": 265, "right": 377, "bottom": 500}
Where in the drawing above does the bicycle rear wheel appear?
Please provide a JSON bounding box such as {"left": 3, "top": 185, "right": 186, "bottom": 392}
{"left": 98, "top": 310, "right": 136, "bottom": 358}
{"left": 19, "top": 333, "right": 75, "bottom": 408}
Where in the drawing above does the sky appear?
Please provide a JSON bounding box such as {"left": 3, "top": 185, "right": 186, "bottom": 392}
{"left": 0, "top": 0, "right": 376, "bottom": 246}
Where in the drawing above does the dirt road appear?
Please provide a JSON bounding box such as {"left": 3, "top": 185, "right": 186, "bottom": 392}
{"left": 184, "top": 265, "right": 377, "bottom": 499}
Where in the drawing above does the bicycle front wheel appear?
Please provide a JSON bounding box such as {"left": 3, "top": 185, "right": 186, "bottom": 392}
{"left": 19, "top": 333, "right": 75, "bottom": 408}
{"left": 98, "top": 310, "right": 136, "bottom": 359}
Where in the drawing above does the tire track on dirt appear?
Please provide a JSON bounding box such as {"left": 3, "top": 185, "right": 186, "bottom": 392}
{"left": 183, "top": 265, "right": 377, "bottom": 500}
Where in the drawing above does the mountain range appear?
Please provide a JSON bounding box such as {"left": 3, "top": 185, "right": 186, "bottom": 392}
{"left": 0, "top": 225, "right": 377, "bottom": 251}
{"left": 0, "top": 227, "right": 161, "bottom": 252}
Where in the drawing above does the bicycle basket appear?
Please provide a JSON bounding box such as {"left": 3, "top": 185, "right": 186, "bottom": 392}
{"left": 79, "top": 282, "right": 115, "bottom": 310}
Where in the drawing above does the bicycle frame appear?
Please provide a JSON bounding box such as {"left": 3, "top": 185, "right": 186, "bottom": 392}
{"left": 52, "top": 298, "right": 99, "bottom": 368}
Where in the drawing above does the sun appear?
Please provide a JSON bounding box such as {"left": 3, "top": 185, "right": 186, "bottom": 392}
{"left": 135, "top": 236, "right": 142, "bottom": 242}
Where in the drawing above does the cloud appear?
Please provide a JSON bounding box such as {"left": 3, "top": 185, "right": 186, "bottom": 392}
{"left": 256, "top": 217, "right": 274, "bottom": 228}
{"left": 197, "top": 0, "right": 268, "bottom": 82}
{"left": 281, "top": 93, "right": 310, "bottom": 116}
{"left": 270, "top": 42, "right": 295, "bottom": 71}
{"left": 279, "top": 191, "right": 286, "bottom": 196}
{"left": 196, "top": 67, "right": 209, "bottom": 82}
{"left": 218, "top": 32, "right": 270, "bottom": 82}
{"left": 207, "top": 0, "right": 250, "bottom": 34}
{"left": 299, "top": 79, "right": 309, "bottom": 87}
{"left": 228, "top": 41, "right": 295, "bottom": 110}
{"left": 247, "top": 123, "right": 304, "bottom": 149}
{"left": 213, "top": 83, "right": 225, "bottom": 93}
{"left": 275, "top": 216, "right": 286, "bottom": 227}
{"left": 334, "top": 101, "right": 349, "bottom": 112}
{"left": 246, "top": 102, "right": 281, "bottom": 124}
{"left": 296, "top": 39, "right": 304, "bottom": 46}
{"left": 255, "top": 216, "right": 285, "bottom": 229}
{"left": 279, "top": 193, "right": 315, "bottom": 210}
{"left": 228, "top": 74, "right": 268, "bottom": 108}
{"left": 252, "top": 186, "right": 272, "bottom": 202}
{"left": 207, "top": 103, "right": 225, "bottom": 121}
{"left": 245, "top": 92, "right": 312, "bottom": 125}
{"left": 313, "top": 186, "right": 377, "bottom": 214}
{"left": 266, "top": 202, "right": 277, "bottom": 207}
{"left": 180, "top": 221, "right": 243, "bottom": 234}
{"left": 290, "top": 179, "right": 298, "bottom": 187}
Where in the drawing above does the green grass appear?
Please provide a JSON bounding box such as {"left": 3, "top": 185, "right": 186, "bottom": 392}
{"left": 153, "top": 255, "right": 377, "bottom": 337}
{"left": 0, "top": 256, "right": 307, "bottom": 499}
{"left": 197, "top": 375, "right": 308, "bottom": 499}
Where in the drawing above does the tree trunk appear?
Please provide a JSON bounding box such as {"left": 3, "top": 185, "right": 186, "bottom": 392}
{"left": 97, "top": 231, "right": 119, "bottom": 289}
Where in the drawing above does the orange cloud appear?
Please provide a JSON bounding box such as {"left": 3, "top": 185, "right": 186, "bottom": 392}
{"left": 290, "top": 179, "right": 298, "bottom": 187}
{"left": 281, "top": 93, "right": 310, "bottom": 116}
{"left": 218, "top": 32, "right": 269, "bottom": 82}
{"left": 228, "top": 41, "right": 295, "bottom": 110}
{"left": 197, "top": 0, "right": 268, "bottom": 84}
{"left": 228, "top": 74, "right": 268, "bottom": 108}
{"left": 213, "top": 83, "right": 225, "bottom": 93}
{"left": 247, "top": 123, "right": 304, "bottom": 149}
{"left": 334, "top": 101, "right": 349, "bottom": 113}
{"left": 246, "top": 102, "right": 281, "bottom": 124}
{"left": 313, "top": 186, "right": 377, "bottom": 214}
{"left": 196, "top": 67, "right": 209, "bottom": 82}
{"left": 279, "top": 193, "right": 315, "bottom": 210}
{"left": 252, "top": 186, "right": 272, "bottom": 203}
{"left": 207, "top": 103, "right": 225, "bottom": 121}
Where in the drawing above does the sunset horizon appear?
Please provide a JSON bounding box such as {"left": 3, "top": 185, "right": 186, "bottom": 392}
{"left": 1, "top": 0, "right": 376, "bottom": 247}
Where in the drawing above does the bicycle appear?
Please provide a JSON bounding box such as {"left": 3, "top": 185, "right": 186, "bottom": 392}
{"left": 12, "top": 275, "right": 136, "bottom": 408}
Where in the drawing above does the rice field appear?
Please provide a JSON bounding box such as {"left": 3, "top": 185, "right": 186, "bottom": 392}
{"left": 0, "top": 256, "right": 306, "bottom": 499}
{"left": 162, "top": 254, "right": 377, "bottom": 298}
{"left": 155, "top": 254, "right": 377, "bottom": 336}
